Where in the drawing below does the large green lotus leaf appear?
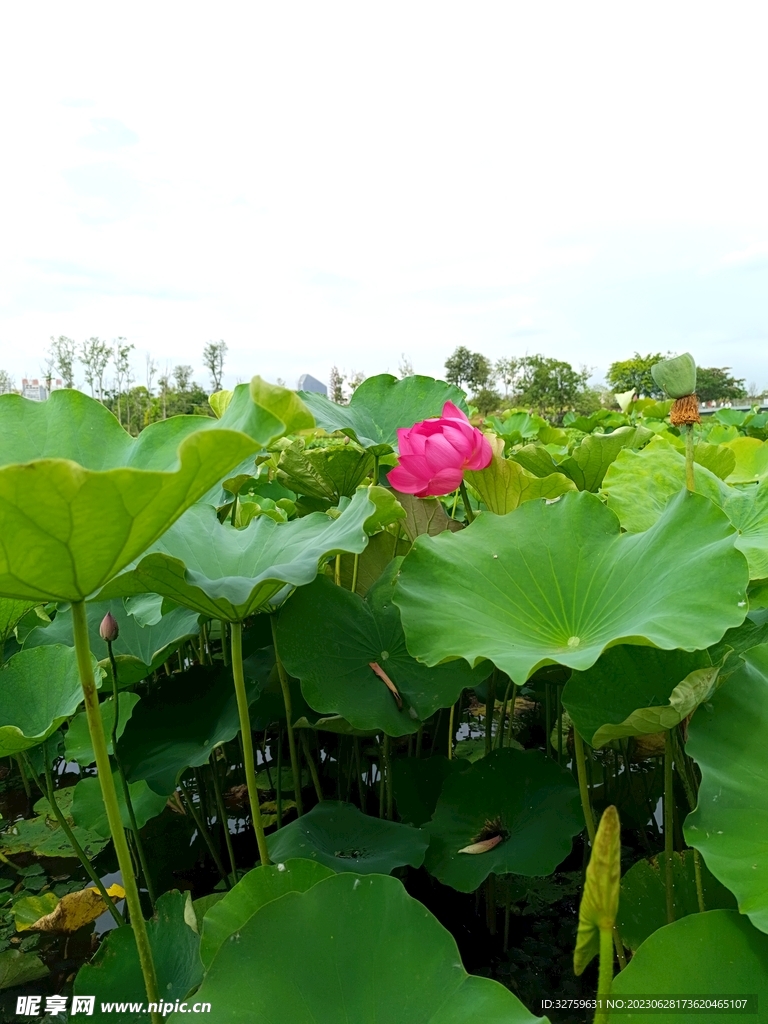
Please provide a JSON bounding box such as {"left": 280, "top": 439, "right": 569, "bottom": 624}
{"left": 559, "top": 425, "right": 654, "bottom": 491}
{"left": 98, "top": 488, "right": 374, "bottom": 620}
{"left": 65, "top": 692, "right": 141, "bottom": 765}
{"left": 24, "top": 600, "right": 199, "bottom": 684}
{"left": 424, "top": 748, "right": 582, "bottom": 892}
{"left": 709, "top": 617, "right": 768, "bottom": 667}
{"left": 0, "top": 645, "right": 100, "bottom": 756}
{"left": 298, "top": 374, "right": 468, "bottom": 455}
{"left": 601, "top": 438, "right": 732, "bottom": 532}
{"left": 200, "top": 859, "right": 334, "bottom": 969}
{"left": 611, "top": 911, "right": 768, "bottom": 1022}
{"left": 118, "top": 666, "right": 261, "bottom": 795}
{"left": 275, "top": 567, "right": 486, "bottom": 737}
{"left": 0, "top": 950, "right": 49, "bottom": 991}
{"left": 391, "top": 755, "right": 470, "bottom": 827}
{"left": 602, "top": 438, "right": 768, "bottom": 578}
{"left": 509, "top": 443, "right": 567, "bottom": 479}
{"left": 724, "top": 436, "right": 768, "bottom": 484}
{"left": 0, "top": 392, "right": 271, "bottom": 603}
{"left": 394, "top": 490, "right": 747, "bottom": 685}
{"left": 618, "top": 850, "right": 737, "bottom": 951}
{"left": 0, "top": 597, "right": 36, "bottom": 644}
{"left": 72, "top": 772, "right": 169, "bottom": 836}
{"left": 213, "top": 375, "right": 315, "bottom": 441}
{"left": 685, "top": 644, "right": 768, "bottom": 934}
{"left": 179, "top": 873, "right": 543, "bottom": 1024}
{"left": 465, "top": 436, "right": 576, "bottom": 514}
{"left": 75, "top": 891, "right": 203, "bottom": 1024}
{"left": 338, "top": 530, "right": 410, "bottom": 596}
{"left": 562, "top": 646, "right": 719, "bottom": 748}
{"left": 266, "top": 800, "right": 428, "bottom": 874}
{"left": 393, "top": 489, "right": 462, "bottom": 542}
{"left": 0, "top": 791, "right": 108, "bottom": 859}
{"left": 276, "top": 438, "right": 374, "bottom": 500}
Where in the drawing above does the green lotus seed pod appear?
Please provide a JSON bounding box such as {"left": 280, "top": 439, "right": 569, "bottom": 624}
{"left": 651, "top": 353, "right": 697, "bottom": 399}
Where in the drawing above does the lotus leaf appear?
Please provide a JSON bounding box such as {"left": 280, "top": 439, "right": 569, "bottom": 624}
{"left": 685, "top": 643, "right": 768, "bottom": 933}
{"left": 611, "top": 911, "right": 768, "bottom": 1022}
{"left": 0, "top": 791, "right": 108, "bottom": 860}
{"left": 395, "top": 490, "right": 747, "bottom": 685}
{"left": 465, "top": 436, "right": 576, "bottom": 514}
{"left": 277, "top": 438, "right": 374, "bottom": 500}
{"left": 275, "top": 567, "right": 486, "bottom": 736}
{"left": 0, "top": 597, "right": 36, "bottom": 644}
{"left": 559, "top": 425, "right": 654, "bottom": 491}
{"left": 562, "top": 646, "right": 720, "bottom": 747}
{"left": 266, "top": 800, "right": 428, "bottom": 874}
{"left": 392, "top": 755, "right": 470, "bottom": 827}
{"left": 118, "top": 666, "right": 261, "bottom": 795}
{"left": 338, "top": 530, "right": 410, "bottom": 596}
{"left": 72, "top": 773, "right": 169, "bottom": 836}
{"left": 298, "top": 373, "right": 468, "bottom": 455}
{"left": 618, "top": 850, "right": 736, "bottom": 951}
{"left": 0, "top": 389, "right": 267, "bottom": 602}
{"left": 509, "top": 444, "right": 566, "bottom": 479}
{"left": 0, "top": 950, "right": 49, "bottom": 990}
{"left": 424, "top": 748, "right": 582, "bottom": 892}
{"left": 74, "top": 891, "right": 203, "bottom": 1023}
{"left": 24, "top": 600, "right": 199, "bottom": 684}
{"left": 0, "top": 645, "right": 100, "bottom": 757}
{"left": 65, "top": 692, "right": 141, "bottom": 765}
{"left": 179, "top": 872, "right": 544, "bottom": 1023}
{"left": 99, "top": 488, "right": 374, "bottom": 620}
{"left": 724, "top": 436, "right": 768, "bottom": 484}
{"left": 394, "top": 489, "right": 462, "bottom": 542}
{"left": 200, "top": 859, "right": 333, "bottom": 968}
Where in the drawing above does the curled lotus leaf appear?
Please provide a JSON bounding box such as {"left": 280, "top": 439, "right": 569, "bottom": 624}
{"left": 98, "top": 488, "right": 374, "bottom": 620}
{"left": 275, "top": 565, "right": 486, "bottom": 737}
{"left": 394, "top": 489, "right": 747, "bottom": 685}
{"left": 464, "top": 435, "right": 576, "bottom": 514}
{"left": 684, "top": 643, "right": 768, "bottom": 934}
{"left": 611, "top": 911, "right": 768, "bottom": 1022}
{"left": 181, "top": 872, "right": 544, "bottom": 1023}
{"left": 562, "top": 645, "right": 722, "bottom": 748}
{"left": 424, "top": 748, "right": 582, "bottom": 892}
{"left": 266, "top": 800, "right": 429, "bottom": 875}
{"left": 0, "top": 379, "right": 309, "bottom": 602}
{"left": 298, "top": 373, "right": 468, "bottom": 455}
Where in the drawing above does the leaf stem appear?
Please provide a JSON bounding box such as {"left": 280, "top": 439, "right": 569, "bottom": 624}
{"left": 573, "top": 728, "right": 596, "bottom": 845}
{"left": 447, "top": 702, "right": 456, "bottom": 760}
{"left": 270, "top": 616, "right": 304, "bottom": 817}
{"left": 210, "top": 753, "right": 237, "bottom": 883}
{"left": 594, "top": 927, "right": 614, "bottom": 1024}
{"left": 71, "top": 600, "right": 160, "bottom": 1019}
{"left": 230, "top": 621, "right": 271, "bottom": 863}
{"left": 664, "top": 729, "right": 676, "bottom": 924}
{"left": 459, "top": 480, "right": 475, "bottom": 524}
{"left": 684, "top": 423, "right": 695, "bottom": 491}
{"left": 300, "top": 731, "right": 324, "bottom": 803}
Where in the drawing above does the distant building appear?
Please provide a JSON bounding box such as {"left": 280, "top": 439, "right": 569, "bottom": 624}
{"left": 297, "top": 374, "right": 327, "bottom": 396}
{"left": 21, "top": 378, "right": 63, "bottom": 401}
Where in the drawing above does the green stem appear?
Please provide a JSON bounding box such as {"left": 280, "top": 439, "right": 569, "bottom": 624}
{"left": 459, "top": 480, "right": 475, "bottom": 524}
{"left": 504, "top": 685, "right": 517, "bottom": 747}
{"left": 447, "top": 702, "right": 456, "bottom": 760}
{"left": 231, "top": 621, "right": 271, "bottom": 864}
{"left": 210, "top": 754, "right": 237, "bottom": 883}
{"left": 693, "top": 848, "right": 706, "bottom": 914}
{"left": 15, "top": 755, "right": 31, "bottom": 800}
{"left": 179, "top": 777, "right": 229, "bottom": 884}
{"left": 276, "top": 730, "right": 283, "bottom": 829}
{"left": 485, "top": 672, "right": 496, "bottom": 755}
{"left": 271, "top": 616, "right": 303, "bottom": 817}
{"left": 334, "top": 554, "right": 341, "bottom": 586}
{"left": 573, "top": 728, "right": 596, "bottom": 845}
{"left": 496, "top": 681, "right": 511, "bottom": 751}
{"left": 107, "top": 640, "right": 156, "bottom": 906}
{"left": 351, "top": 553, "right": 360, "bottom": 594}
{"left": 220, "top": 621, "right": 229, "bottom": 666}
{"left": 664, "top": 730, "right": 676, "bottom": 924}
{"left": 684, "top": 423, "right": 695, "bottom": 491}
{"left": 354, "top": 736, "right": 365, "bottom": 810}
{"left": 300, "top": 731, "right": 324, "bottom": 803}
{"left": 594, "top": 928, "right": 614, "bottom": 1024}
{"left": 30, "top": 755, "right": 124, "bottom": 926}
{"left": 70, "top": 602, "right": 159, "bottom": 1020}
{"left": 382, "top": 735, "right": 393, "bottom": 820}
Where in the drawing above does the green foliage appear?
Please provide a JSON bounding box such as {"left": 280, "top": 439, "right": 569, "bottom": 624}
{"left": 606, "top": 351, "right": 668, "bottom": 397}
{"left": 696, "top": 366, "right": 747, "bottom": 403}
{"left": 514, "top": 355, "right": 590, "bottom": 421}
{"left": 444, "top": 346, "right": 493, "bottom": 391}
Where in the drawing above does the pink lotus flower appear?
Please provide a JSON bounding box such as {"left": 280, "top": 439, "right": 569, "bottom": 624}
{"left": 388, "top": 401, "right": 493, "bottom": 497}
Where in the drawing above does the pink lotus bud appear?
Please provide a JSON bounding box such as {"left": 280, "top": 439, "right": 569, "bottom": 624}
{"left": 99, "top": 611, "right": 119, "bottom": 642}
{"left": 387, "top": 401, "right": 493, "bottom": 497}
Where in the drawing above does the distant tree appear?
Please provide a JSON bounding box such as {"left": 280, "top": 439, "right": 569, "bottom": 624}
{"left": 695, "top": 366, "right": 747, "bottom": 403}
{"left": 0, "top": 369, "right": 15, "bottom": 393}
{"left": 145, "top": 354, "right": 157, "bottom": 395}
{"left": 472, "top": 386, "right": 502, "bottom": 415}
{"left": 398, "top": 354, "right": 414, "bottom": 378}
{"left": 328, "top": 366, "right": 346, "bottom": 404}
{"left": 47, "top": 335, "right": 78, "bottom": 388}
{"left": 606, "top": 352, "right": 669, "bottom": 398}
{"left": 111, "top": 339, "right": 134, "bottom": 426}
{"left": 445, "top": 346, "right": 493, "bottom": 392}
{"left": 173, "top": 364, "right": 193, "bottom": 392}
{"left": 495, "top": 357, "right": 519, "bottom": 398}
{"left": 348, "top": 370, "right": 366, "bottom": 393}
{"left": 81, "top": 337, "right": 111, "bottom": 399}
{"left": 203, "top": 340, "right": 227, "bottom": 393}
{"left": 515, "top": 355, "right": 591, "bottom": 421}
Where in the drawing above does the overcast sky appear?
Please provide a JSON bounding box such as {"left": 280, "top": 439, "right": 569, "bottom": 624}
{"left": 1, "top": 2, "right": 766, "bottom": 394}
